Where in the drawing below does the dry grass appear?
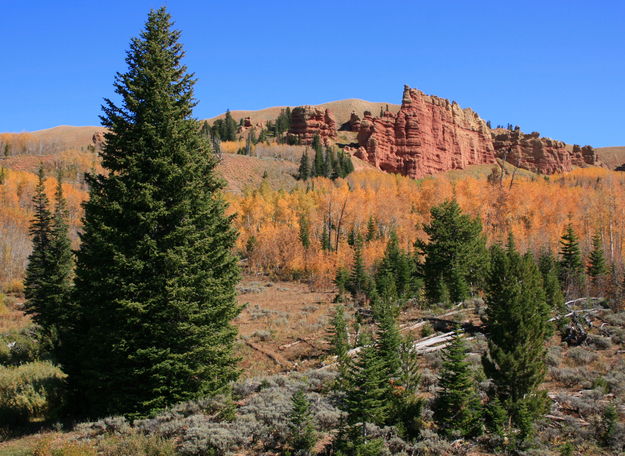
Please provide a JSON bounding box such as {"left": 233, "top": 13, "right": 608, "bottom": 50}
{"left": 596, "top": 146, "right": 625, "bottom": 169}
{"left": 0, "top": 296, "right": 30, "bottom": 333}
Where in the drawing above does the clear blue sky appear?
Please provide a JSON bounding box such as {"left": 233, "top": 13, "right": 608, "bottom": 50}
{"left": 1, "top": 1, "right": 623, "bottom": 147}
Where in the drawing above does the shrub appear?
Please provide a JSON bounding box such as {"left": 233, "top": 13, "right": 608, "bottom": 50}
{"left": 586, "top": 335, "right": 612, "bottom": 350}
{"left": 546, "top": 345, "right": 562, "bottom": 367}
{"left": 567, "top": 346, "right": 597, "bottom": 366}
{"left": 32, "top": 438, "right": 97, "bottom": 456}
{"left": 0, "top": 327, "right": 42, "bottom": 366}
{"left": 0, "top": 361, "right": 66, "bottom": 425}
{"left": 97, "top": 433, "right": 177, "bottom": 456}
{"left": 549, "top": 367, "right": 594, "bottom": 388}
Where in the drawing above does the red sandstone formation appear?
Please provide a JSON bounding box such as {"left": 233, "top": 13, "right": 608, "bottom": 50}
{"left": 352, "top": 85, "right": 495, "bottom": 178}
{"left": 492, "top": 130, "right": 599, "bottom": 174}
{"left": 350, "top": 85, "right": 601, "bottom": 177}
{"left": 346, "top": 112, "right": 362, "bottom": 132}
{"left": 288, "top": 106, "right": 337, "bottom": 145}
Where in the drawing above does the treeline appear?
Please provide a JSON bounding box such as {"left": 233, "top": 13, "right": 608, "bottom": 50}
{"left": 297, "top": 134, "right": 354, "bottom": 180}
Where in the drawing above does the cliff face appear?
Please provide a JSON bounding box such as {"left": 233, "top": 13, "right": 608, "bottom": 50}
{"left": 492, "top": 130, "right": 599, "bottom": 174}
{"left": 352, "top": 86, "right": 496, "bottom": 178}
{"left": 350, "top": 85, "right": 600, "bottom": 177}
{"left": 288, "top": 106, "right": 337, "bottom": 145}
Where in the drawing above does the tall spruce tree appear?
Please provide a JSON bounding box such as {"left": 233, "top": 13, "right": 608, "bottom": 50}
{"left": 417, "top": 199, "right": 488, "bottom": 305}
{"left": 328, "top": 304, "right": 350, "bottom": 373}
{"left": 24, "top": 169, "right": 74, "bottom": 351}
{"left": 587, "top": 232, "right": 607, "bottom": 284}
{"left": 558, "top": 224, "right": 585, "bottom": 296}
{"left": 433, "top": 334, "right": 482, "bottom": 438}
{"left": 482, "top": 243, "right": 550, "bottom": 442}
{"left": 347, "top": 236, "right": 370, "bottom": 303}
{"left": 68, "top": 8, "right": 240, "bottom": 417}
{"left": 341, "top": 333, "right": 389, "bottom": 442}
{"left": 298, "top": 149, "right": 310, "bottom": 180}
{"left": 376, "top": 232, "right": 415, "bottom": 299}
{"left": 288, "top": 390, "right": 318, "bottom": 455}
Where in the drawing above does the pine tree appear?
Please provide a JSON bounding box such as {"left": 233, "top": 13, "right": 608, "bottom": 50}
{"left": 376, "top": 232, "right": 415, "bottom": 299}
{"left": 374, "top": 300, "right": 401, "bottom": 377}
{"left": 365, "top": 216, "right": 377, "bottom": 242}
{"left": 288, "top": 390, "right": 317, "bottom": 455}
{"left": 299, "top": 215, "right": 310, "bottom": 249}
{"left": 587, "top": 232, "right": 607, "bottom": 284}
{"left": 341, "top": 334, "right": 389, "bottom": 442}
{"left": 313, "top": 138, "right": 324, "bottom": 178}
{"left": 328, "top": 305, "right": 350, "bottom": 369}
{"left": 24, "top": 168, "right": 53, "bottom": 328}
{"left": 538, "top": 250, "right": 566, "bottom": 316}
{"left": 347, "top": 236, "right": 370, "bottom": 303}
{"left": 321, "top": 221, "right": 332, "bottom": 251}
{"left": 222, "top": 109, "right": 238, "bottom": 141}
{"left": 433, "top": 334, "right": 482, "bottom": 438}
{"left": 558, "top": 224, "right": 585, "bottom": 296}
{"left": 417, "top": 199, "right": 488, "bottom": 305}
{"left": 68, "top": 8, "right": 240, "bottom": 418}
{"left": 482, "top": 244, "right": 550, "bottom": 441}
{"left": 298, "top": 149, "right": 310, "bottom": 180}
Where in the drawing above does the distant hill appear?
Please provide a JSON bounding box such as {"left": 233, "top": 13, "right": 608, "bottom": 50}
{"left": 206, "top": 98, "right": 401, "bottom": 126}
{"left": 596, "top": 146, "right": 625, "bottom": 170}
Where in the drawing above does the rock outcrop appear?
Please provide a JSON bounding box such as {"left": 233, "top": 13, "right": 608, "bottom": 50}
{"left": 351, "top": 85, "right": 495, "bottom": 178}
{"left": 492, "top": 130, "right": 599, "bottom": 174}
{"left": 350, "top": 85, "right": 601, "bottom": 178}
{"left": 288, "top": 107, "right": 337, "bottom": 145}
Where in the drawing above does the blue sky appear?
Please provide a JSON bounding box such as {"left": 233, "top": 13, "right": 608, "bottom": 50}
{"left": 1, "top": 1, "right": 623, "bottom": 147}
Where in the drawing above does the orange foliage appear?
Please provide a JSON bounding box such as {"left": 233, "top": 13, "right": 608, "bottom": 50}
{"left": 228, "top": 168, "right": 625, "bottom": 286}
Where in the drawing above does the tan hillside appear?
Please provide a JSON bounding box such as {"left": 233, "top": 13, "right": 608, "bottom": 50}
{"left": 206, "top": 98, "right": 401, "bottom": 126}
{"left": 29, "top": 125, "right": 105, "bottom": 148}
{"left": 596, "top": 146, "right": 625, "bottom": 169}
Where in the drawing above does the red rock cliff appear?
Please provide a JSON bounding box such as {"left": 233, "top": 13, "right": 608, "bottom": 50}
{"left": 288, "top": 106, "right": 337, "bottom": 145}
{"left": 352, "top": 85, "right": 496, "bottom": 178}
{"left": 492, "top": 130, "right": 600, "bottom": 174}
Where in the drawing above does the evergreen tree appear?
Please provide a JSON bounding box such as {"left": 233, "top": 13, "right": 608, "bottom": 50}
{"left": 298, "top": 149, "right": 310, "bottom": 180}
{"left": 323, "top": 148, "right": 334, "bottom": 178}
{"left": 24, "top": 169, "right": 74, "bottom": 353}
{"left": 222, "top": 109, "right": 238, "bottom": 141}
{"left": 482, "top": 244, "right": 550, "bottom": 442}
{"left": 328, "top": 305, "right": 350, "bottom": 375}
{"left": 24, "top": 168, "right": 53, "bottom": 327}
{"left": 288, "top": 390, "right": 317, "bottom": 455}
{"left": 341, "top": 333, "right": 389, "bottom": 442}
{"left": 347, "top": 236, "right": 370, "bottom": 303}
{"left": 374, "top": 300, "right": 401, "bottom": 377}
{"left": 433, "top": 334, "right": 482, "bottom": 438}
{"left": 376, "top": 232, "right": 415, "bottom": 299}
{"left": 312, "top": 134, "right": 324, "bottom": 177}
{"left": 335, "top": 267, "right": 350, "bottom": 302}
{"left": 68, "top": 8, "right": 240, "bottom": 418}
{"left": 558, "top": 224, "right": 585, "bottom": 296}
{"left": 587, "top": 232, "right": 607, "bottom": 284}
{"left": 538, "top": 250, "right": 566, "bottom": 316}
{"left": 299, "top": 215, "right": 310, "bottom": 249}
{"left": 417, "top": 199, "right": 488, "bottom": 305}
{"left": 365, "top": 216, "right": 377, "bottom": 242}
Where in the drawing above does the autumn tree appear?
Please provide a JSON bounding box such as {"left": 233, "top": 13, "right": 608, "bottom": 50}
{"left": 68, "top": 8, "right": 240, "bottom": 418}
{"left": 418, "top": 199, "right": 488, "bottom": 305}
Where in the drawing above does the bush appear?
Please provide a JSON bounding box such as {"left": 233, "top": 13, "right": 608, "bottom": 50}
{"left": 586, "top": 335, "right": 612, "bottom": 350}
{"left": 97, "top": 433, "right": 177, "bottom": 456}
{"left": 0, "top": 361, "right": 66, "bottom": 425}
{"left": 567, "top": 346, "right": 597, "bottom": 366}
{"left": 0, "top": 327, "right": 42, "bottom": 366}
{"left": 549, "top": 367, "right": 594, "bottom": 388}
{"left": 32, "top": 438, "right": 97, "bottom": 456}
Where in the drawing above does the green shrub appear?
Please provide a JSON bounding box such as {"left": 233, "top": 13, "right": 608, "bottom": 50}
{"left": 0, "top": 327, "right": 42, "bottom": 366}
{"left": 0, "top": 361, "right": 66, "bottom": 425}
